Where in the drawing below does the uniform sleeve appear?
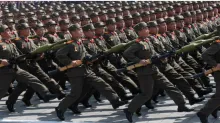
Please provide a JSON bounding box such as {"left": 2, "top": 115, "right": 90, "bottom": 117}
{"left": 56, "top": 44, "right": 72, "bottom": 66}
{"left": 123, "top": 43, "right": 141, "bottom": 63}
{"left": 202, "top": 43, "right": 220, "bottom": 67}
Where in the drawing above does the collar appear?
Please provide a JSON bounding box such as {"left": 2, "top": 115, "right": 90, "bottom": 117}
{"left": 21, "top": 37, "right": 30, "bottom": 42}
{"left": 2, "top": 39, "right": 12, "bottom": 44}
{"left": 136, "top": 37, "right": 149, "bottom": 43}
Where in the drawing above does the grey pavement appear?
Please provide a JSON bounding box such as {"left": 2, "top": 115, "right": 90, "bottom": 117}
{"left": 0, "top": 76, "right": 220, "bottom": 123}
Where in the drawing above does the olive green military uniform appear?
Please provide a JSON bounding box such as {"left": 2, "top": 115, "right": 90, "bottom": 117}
{"left": 148, "top": 33, "right": 199, "bottom": 102}
{"left": 8, "top": 35, "right": 64, "bottom": 103}
{"left": 123, "top": 35, "right": 186, "bottom": 113}
{"left": 56, "top": 24, "right": 125, "bottom": 114}
{"left": 198, "top": 40, "right": 220, "bottom": 117}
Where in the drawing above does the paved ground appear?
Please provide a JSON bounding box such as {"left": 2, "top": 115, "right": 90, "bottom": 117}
{"left": 0, "top": 76, "right": 219, "bottom": 123}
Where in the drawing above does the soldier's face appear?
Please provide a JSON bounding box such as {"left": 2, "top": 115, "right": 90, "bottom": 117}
{"left": 21, "top": 28, "right": 30, "bottom": 37}
{"left": 125, "top": 19, "right": 133, "bottom": 27}
{"left": 208, "top": 11, "right": 214, "bottom": 17}
{"left": 193, "top": 4, "right": 199, "bottom": 10}
{"left": 60, "top": 24, "right": 69, "bottom": 31}
{"left": 203, "top": 12, "right": 208, "bottom": 18}
{"left": 158, "top": 23, "right": 167, "bottom": 33}
{"left": 149, "top": 26, "right": 158, "bottom": 35}
{"left": 196, "top": 14, "right": 203, "bottom": 21}
{"left": 48, "top": 25, "right": 57, "bottom": 32}
{"left": 123, "top": 10, "right": 130, "bottom": 16}
{"left": 139, "top": 27, "right": 149, "bottom": 37}
{"left": 184, "top": 17, "right": 192, "bottom": 24}
{"left": 1, "top": 28, "right": 12, "bottom": 39}
{"left": 167, "top": 22, "right": 176, "bottom": 31}
{"left": 71, "top": 29, "right": 83, "bottom": 38}
{"left": 134, "top": 17, "right": 142, "bottom": 24}
{"left": 182, "top": 5, "right": 188, "bottom": 11}
{"left": 142, "top": 16, "right": 150, "bottom": 23}
{"left": 150, "top": 14, "right": 156, "bottom": 21}
{"left": 116, "top": 20, "right": 125, "bottom": 29}
{"left": 95, "top": 27, "right": 105, "bottom": 35}
{"left": 35, "top": 27, "right": 45, "bottom": 36}
{"left": 91, "top": 17, "right": 100, "bottom": 23}
{"left": 176, "top": 20, "right": 184, "bottom": 28}
{"left": 99, "top": 14, "right": 108, "bottom": 22}
{"left": 168, "top": 10, "right": 175, "bottom": 17}
{"left": 107, "top": 24, "right": 116, "bottom": 31}
{"left": 175, "top": 7, "right": 182, "bottom": 14}
{"left": 84, "top": 30, "right": 95, "bottom": 38}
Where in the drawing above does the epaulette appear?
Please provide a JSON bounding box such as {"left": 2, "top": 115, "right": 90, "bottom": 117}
{"left": 156, "top": 34, "right": 161, "bottom": 37}
{"left": 66, "top": 40, "right": 74, "bottom": 44}
{"left": 13, "top": 37, "right": 20, "bottom": 41}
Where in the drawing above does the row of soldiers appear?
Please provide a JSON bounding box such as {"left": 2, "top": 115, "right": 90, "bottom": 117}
{"left": 0, "top": 1, "right": 219, "bottom": 123}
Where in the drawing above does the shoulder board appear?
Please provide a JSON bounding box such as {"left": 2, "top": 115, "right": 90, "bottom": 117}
{"left": 156, "top": 34, "right": 161, "bottom": 37}
{"left": 82, "top": 38, "right": 87, "bottom": 41}
{"left": 13, "top": 37, "right": 21, "bottom": 41}
{"left": 28, "top": 35, "right": 37, "bottom": 39}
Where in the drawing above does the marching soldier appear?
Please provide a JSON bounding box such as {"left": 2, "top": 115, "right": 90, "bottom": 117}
{"left": 0, "top": 24, "right": 56, "bottom": 112}
{"left": 197, "top": 38, "right": 220, "bottom": 123}
{"left": 55, "top": 24, "right": 127, "bottom": 121}
{"left": 123, "top": 22, "right": 193, "bottom": 123}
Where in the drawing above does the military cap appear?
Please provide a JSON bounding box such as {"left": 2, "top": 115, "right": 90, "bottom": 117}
{"left": 201, "top": 8, "right": 207, "bottom": 12}
{"left": 26, "top": 12, "right": 35, "bottom": 17}
{"left": 150, "top": 10, "right": 155, "bottom": 14}
{"left": 134, "top": 22, "right": 148, "bottom": 32}
{"left": 173, "top": 3, "right": 181, "bottom": 7}
{"left": 115, "top": 15, "right": 123, "bottom": 22}
{"left": 129, "top": 6, "right": 137, "bottom": 10}
{"left": 122, "top": 6, "right": 130, "bottom": 10}
{"left": 17, "top": 23, "right": 30, "bottom": 30}
{"left": 147, "top": 21, "right": 158, "bottom": 27}
{"left": 82, "top": 24, "right": 95, "bottom": 31}
{"left": 182, "top": 11, "right": 192, "bottom": 18}
{"left": 81, "top": 15, "right": 90, "bottom": 21}
{"left": 107, "top": 9, "right": 116, "bottom": 14}
{"left": 141, "top": 11, "right": 150, "bottom": 17}
{"left": 0, "top": 25, "right": 9, "bottom": 33}
{"left": 36, "top": 10, "right": 45, "bottom": 14}
{"left": 18, "top": 18, "right": 28, "bottom": 24}
{"left": 166, "top": 17, "right": 175, "bottom": 23}
{"left": 45, "top": 20, "right": 57, "bottom": 27}
{"left": 5, "top": 19, "right": 15, "bottom": 24}
{"left": 162, "top": 7, "right": 167, "bottom": 11}
{"left": 34, "top": 23, "right": 44, "bottom": 30}
{"left": 132, "top": 12, "right": 141, "bottom": 18}
{"left": 42, "top": 15, "right": 51, "bottom": 21}
{"left": 28, "top": 17, "right": 38, "bottom": 22}
{"left": 106, "top": 18, "right": 116, "bottom": 25}
{"left": 5, "top": 13, "right": 13, "bottom": 17}
{"left": 150, "top": 3, "right": 156, "bottom": 7}
{"left": 71, "top": 15, "right": 80, "bottom": 21}
{"left": 190, "top": 11, "right": 196, "bottom": 16}
{"left": 142, "top": 3, "right": 150, "bottom": 8}
{"left": 123, "top": 15, "right": 133, "bottom": 20}
{"left": 68, "top": 23, "right": 81, "bottom": 32}
{"left": 51, "top": 12, "right": 59, "bottom": 18}
{"left": 94, "top": 22, "right": 105, "bottom": 28}
{"left": 86, "top": 7, "right": 94, "bottom": 12}
{"left": 116, "top": 8, "right": 123, "bottom": 13}
{"left": 212, "top": 4, "right": 217, "bottom": 8}
{"left": 175, "top": 15, "right": 184, "bottom": 21}
{"left": 18, "top": 12, "right": 25, "bottom": 16}
{"left": 207, "top": 6, "right": 213, "bottom": 11}
{"left": 167, "top": 6, "right": 174, "bottom": 11}
{"left": 59, "top": 10, "right": 68, "bottom": 15}
{"left": 196, "top": 10, "right": 202, "bottom": 14}
{"left": 59, "top": 19, "right": 70, "bottom": 25}
{"left": 90, "top": 12, "right": 99, "bottom": 18}
{"left": 155, "top": 8, "right": 163, "bottom": 13}
{"left": 98, "top": 10, "right": 107, "bottom": 15}
{"left": 216, "top": 3, "right": 220, "bottom": 7}
{"left": 157, "top": 18, "right": 165, "bottom": 24}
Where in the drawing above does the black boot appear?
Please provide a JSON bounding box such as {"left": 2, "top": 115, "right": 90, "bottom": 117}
{"left": 22, "top": 98, "right": 32, "bottom": 106}
{"left": 112, "top": 100, "right": 128, "bottom": 109}
{"left": 189, "top": 96, "right": 205, "bottom": 105}
{"left": 121, "top": 94, "right": 134, "bottom": 101}
{"left": 197, "top": 112, "right": 208, "bottom": 123}
{"left": 55, "top": 107, "right": 65, "bottom": 121}
{"left": 135, "top": 107, "right": 142, "bottom": 117}
{"left": 43, "top": 93, "right": 57, "bottom": 102}
{"left": 212, "top": 109, "right": 218, "bottom": 119}
{"left": 69, "top": 105, "right": 81, "bottom": 114}
{"left": 57, "top": 93, "right": 66, "bottom": 100}
{"left": 6, "top": 101, "right": 15, "bottom": 112}
{"left": 145, "top": 100, "right": 154, "bottom": 109}
{"left": 177, "top": 105, "right": 194, "bottom": 112}
{"left": 124, "top": 108, "right": 133, "bottom": 123}
{"left": 197, "top": 88, "right": 213, "bottom": 97}
{"left": 81, "top": 101, "right": 92, "bottom": 108}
